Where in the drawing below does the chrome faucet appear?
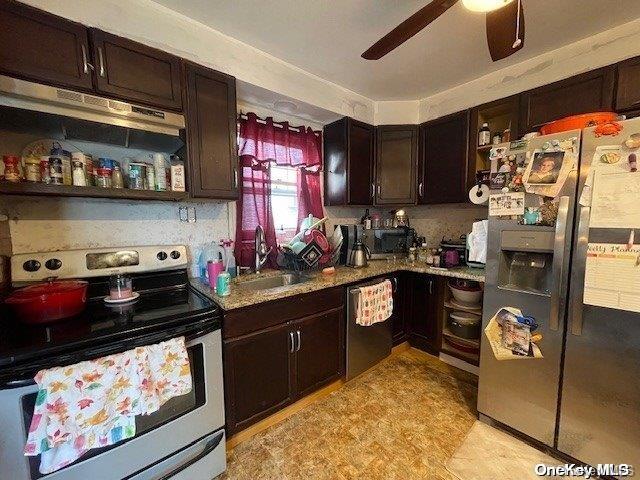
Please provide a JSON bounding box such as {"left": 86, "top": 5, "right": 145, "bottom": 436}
{"left": 254, "top": 225, "right": 272, "bottom": 273}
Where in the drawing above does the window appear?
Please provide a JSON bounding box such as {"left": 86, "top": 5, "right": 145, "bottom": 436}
{"left": 270, "top": 165, "right": 299, "bottom": 243}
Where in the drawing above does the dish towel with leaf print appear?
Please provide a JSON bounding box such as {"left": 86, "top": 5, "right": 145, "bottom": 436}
{"left": 24, "top": 337, "right": 192, "bottom": 474}
{"left": 355, "top": 279, "right": 393, "bottom": 326}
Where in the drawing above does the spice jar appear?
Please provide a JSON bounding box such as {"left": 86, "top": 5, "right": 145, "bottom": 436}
{"left": 72, "top": 160, "right": 87, "bottom": 186}
{"left": 2, "top": 155, "right": 21, "bottom": 182}
{"left": 48, "top": 157, "right": 64, "bottom": 185}
{"left": 111, "top": 165, "right": 124, "bottom": 189}
{"left": 50, "top": 144, "right": 72, "bottom": 185}
{"left": 40, "top": 156, "right": 51, "bottom": 184}
{"left": 128, "top": 163, "right": 146, "bottom": 190}
{"left": 96, "top": 167, "right": 112, "bottom": 188}
{"left": 23, "top": 157, "right": 41, "bottom": 182}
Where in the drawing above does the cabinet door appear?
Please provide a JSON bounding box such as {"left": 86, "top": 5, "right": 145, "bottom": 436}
{"left": 616, "top": 57, "right": 640, "bottom": 112}
{"left": 348, "top": 119, "right": 375, "bottom": 205}
{"left": 90, "top": 29, "right": 182, "bottom": 110}
{"left": 407, "top": 274, "right": 442, "bottom": 354}
{"left": 185, "top": 63, "right": 238, "bottom": 199}
{"left": 519, "top": 68, "right": 615, "bottom": 132}
{"left": 375, "top": 125, "right": 418, "bottom": 205}
{"left": 0, "top": 0, "right": 92, "bottom": 90}
{"left": 294, "top": 307, "right": 344, "bottom": 398}
{"left": 223, "top": 323, "right": 295, "bottom": 435}
{"left": 390, "top": 275, "right": 407, "bottom": 345}
{"left": 419, "top": 111, "right": 470, "bottom": 204}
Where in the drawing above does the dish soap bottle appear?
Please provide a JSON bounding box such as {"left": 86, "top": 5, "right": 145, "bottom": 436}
{"left": 360, "top": 208, "right": 372, "bottom": 230}
{"left": 478, "top": 122, "right": 491, "bottom": 147}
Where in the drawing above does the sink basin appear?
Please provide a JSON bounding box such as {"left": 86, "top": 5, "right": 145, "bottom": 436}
{"left": 241, "top": 272, "right": 312, "bottom": 291}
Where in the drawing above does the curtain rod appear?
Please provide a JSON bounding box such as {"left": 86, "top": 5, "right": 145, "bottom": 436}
{"left": 238, "top": 112, "right": 321, "bottom": 135}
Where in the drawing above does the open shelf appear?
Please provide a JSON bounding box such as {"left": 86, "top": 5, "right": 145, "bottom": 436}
{"left": 442, "top": 328, "right": 480, "bottom": 348}
{"left": 0, "top": 181, "right": 188, "bottom": 202}
{"left": 441, "top": 342, "right": 480, "bottom": 366}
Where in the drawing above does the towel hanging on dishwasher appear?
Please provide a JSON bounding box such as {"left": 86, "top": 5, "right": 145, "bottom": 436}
{"left": 355, "top": 279, "right": 393, "bottom": 326}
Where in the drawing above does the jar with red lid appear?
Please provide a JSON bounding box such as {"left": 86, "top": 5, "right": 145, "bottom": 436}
{"left": 2, "top": 155, "right": 21, "bottom": 182}
{"left": 96, "top": 167, "right": 112, "bottom": 188}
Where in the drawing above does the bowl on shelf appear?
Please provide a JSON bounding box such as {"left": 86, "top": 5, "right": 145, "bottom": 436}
{"left": 449, "top": 282, "right": 483, "bottom": 305}
{"left": 448, "top": 311, "right": 481, "bottom": 340}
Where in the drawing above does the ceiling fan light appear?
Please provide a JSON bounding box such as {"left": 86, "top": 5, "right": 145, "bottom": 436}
{"left": 462, "top": 0, "right": 514, "bottom": 13}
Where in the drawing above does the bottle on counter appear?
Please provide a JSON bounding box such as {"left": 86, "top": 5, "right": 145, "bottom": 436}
{"left": 361, "top": 208, "right": 372, "bottom": 229}
{"left": 216, "top": 271, "right": 231, "bottom": 297}
{"left": 418, "top": 242, "right": 428, "bottom": 263}
{"left": 408, "top": 246, "right": 417, "bottom": 265}
{"left": 426, "top": 248, "right": 434, "bottom": 265}
{"left": 478, "top": 122, "right": 491, "bottom": 147}
{"left": 432, "top": 248, "right": 442, "bottom": 267}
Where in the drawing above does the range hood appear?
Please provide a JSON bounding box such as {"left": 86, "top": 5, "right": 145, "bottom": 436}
{"left": 0, "top": 75, "right": 185, "bottom": 137}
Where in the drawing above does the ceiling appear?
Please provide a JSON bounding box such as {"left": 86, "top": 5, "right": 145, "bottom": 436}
{"left": 154, "top": 0, "right": 640, "bottom": 101}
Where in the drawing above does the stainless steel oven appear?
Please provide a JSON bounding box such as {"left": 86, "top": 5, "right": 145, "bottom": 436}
{"left": 0, "top": 329, "right": 225, "bottom": 480}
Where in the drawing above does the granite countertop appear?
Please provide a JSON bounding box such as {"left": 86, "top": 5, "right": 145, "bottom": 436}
{"left": 191, "top": 261, "right": 485, "bottom": 311}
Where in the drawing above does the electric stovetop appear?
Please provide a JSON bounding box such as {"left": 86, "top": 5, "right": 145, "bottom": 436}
{"left": 0, "top": 269, "right": 221, "bottom": 382}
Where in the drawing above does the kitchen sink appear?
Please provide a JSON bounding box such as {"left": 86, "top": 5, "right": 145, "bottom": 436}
{"left": 241, "top": 272, "right": 312, "bottom": 291}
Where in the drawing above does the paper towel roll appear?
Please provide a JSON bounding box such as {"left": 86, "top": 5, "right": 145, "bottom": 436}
{"left": 469, "top": 184, "right": 490, "bottom": 204}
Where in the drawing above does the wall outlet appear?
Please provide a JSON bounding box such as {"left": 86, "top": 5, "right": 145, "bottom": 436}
{"left": 179, "top": 206, "right": 197, "bottom": 223}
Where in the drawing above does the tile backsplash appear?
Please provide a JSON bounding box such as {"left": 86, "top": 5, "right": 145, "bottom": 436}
{"left": 325, "top": 204, "right": 487, "bottom": 247}
{"left": 1, "top": 196, "right": 234, "bottom": 278}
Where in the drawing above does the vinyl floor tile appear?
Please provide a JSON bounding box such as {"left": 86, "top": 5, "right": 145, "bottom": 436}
{"left": 221, "top": 349, "right": 478, "bottom": 479}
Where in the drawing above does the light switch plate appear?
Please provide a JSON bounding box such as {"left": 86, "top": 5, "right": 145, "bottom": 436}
{"left": 179, "top": 206, "right": 197, "bottom": 223}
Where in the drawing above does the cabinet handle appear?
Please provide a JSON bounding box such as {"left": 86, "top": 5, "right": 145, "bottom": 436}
{"left": 428, "top": 279, "right": 433, "bottom": 295}
{"left": 98, "top": 47, "right": 106, "bottom": 77}
{"left": 289, "top": 331, "right": 295, "bottom": 353}
{"left": 377, "top": 184, "right": 381, "bottom": 196}
{"left": 81, "top": 44, "right": 94, "bottom": 74}
{"left": 419, "top": 182, "right": 424, "bottom": 197}
{"left": 392, "top": 277, "right": 398, "bottom": 293}
{"left": 233, "top": 168, "right": 238, "bottom": 188}
{"left": 296, "top": 330, "right": 301, "bottom": 352}
{"left": 370, "top": 182, "right": 375, "bottom": 199}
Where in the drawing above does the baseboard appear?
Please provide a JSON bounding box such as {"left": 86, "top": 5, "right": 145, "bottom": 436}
{"left": 439, "top": 352, "right": 479, "bottom": 375}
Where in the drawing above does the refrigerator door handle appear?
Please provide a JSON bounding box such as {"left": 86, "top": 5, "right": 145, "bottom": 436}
{"left": 568, "top": 205, "right": 590, "bottom": 336}
{"left": 549, "top": 195, "right": 570, "bottom": 331}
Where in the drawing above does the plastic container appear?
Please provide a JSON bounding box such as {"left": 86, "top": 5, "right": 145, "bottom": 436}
{"left": 540, "top": 112, "right": 617, "bottom": 135}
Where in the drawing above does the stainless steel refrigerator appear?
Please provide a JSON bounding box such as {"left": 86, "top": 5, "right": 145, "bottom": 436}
{"left": 478, "top": 119, "right": 640, "bottom": 469}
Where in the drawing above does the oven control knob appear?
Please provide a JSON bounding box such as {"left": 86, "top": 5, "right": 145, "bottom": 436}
{"left": 170, "top": 250, "right": 181, "bottom": 260}
{"left": 45, "top": 258, "right": 62, "bottom": 270}
{"left": 157, "top": 251, "right": 168, "bottom": 261}
{"left": 23, "top": 260, "right": 41, "bottom": 272}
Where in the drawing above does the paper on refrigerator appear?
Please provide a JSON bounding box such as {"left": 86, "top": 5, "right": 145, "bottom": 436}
{"left": 584, "top": 243, "right": 640, "bottom": 313}
{"left": 589, "top": 169, "right": 640, "bottom": 229}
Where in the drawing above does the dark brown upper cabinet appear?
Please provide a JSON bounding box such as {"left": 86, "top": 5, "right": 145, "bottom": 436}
{"left": 519, "top": 67, "right": 615, "bottom": 133}
{"left": 418, "top": 110, "right": 470, "bottom": 204}
{"left": 323, "top": 117, "right": 375, "bottom": 206}
{"left": 89, "top": 29, "right": 182, "bottom": 110}
{"left": 615, "top": 57, "right": 640, "bottom": 113}
{"left": 375, "top": 125, "right": 418, "bottom": 206}
{"left": 184, "top": 62, "right": 238, "bottom": 200}
{"left": 0, "top": 0, "right": 93, "bottom": 90}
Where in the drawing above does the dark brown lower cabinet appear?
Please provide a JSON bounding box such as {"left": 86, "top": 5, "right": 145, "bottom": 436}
{"left": 390, "top": 274, "right": 408, "bottom": 345}
{"left": 223, "top": 289, "right": 344, "bottom": 436}
{"left": 406, "top": 274, "right": 443, "bottom": 354}
{"left": 223, "top": 324, "right": 294, "bottom": 434}
{"left": 294, "top": 307, "right": 344, "bottom": 398}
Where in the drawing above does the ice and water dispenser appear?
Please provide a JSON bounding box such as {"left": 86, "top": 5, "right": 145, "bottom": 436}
{"left": 497, "top": 230, "right": 555, "bottom": 296}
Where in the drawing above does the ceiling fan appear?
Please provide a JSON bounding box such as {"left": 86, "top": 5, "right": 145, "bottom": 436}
{"left": 361, "top": 0, "right": 524, "bottom": 62}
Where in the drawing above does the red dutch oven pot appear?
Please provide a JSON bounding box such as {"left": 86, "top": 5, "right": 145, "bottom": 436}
{"left": 4, "top": 278, "right": 88, "bottom": 325}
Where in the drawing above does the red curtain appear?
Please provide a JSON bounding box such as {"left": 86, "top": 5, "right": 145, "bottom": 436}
{"left": 235, "top": 113, "right": 323, "bottom": 268}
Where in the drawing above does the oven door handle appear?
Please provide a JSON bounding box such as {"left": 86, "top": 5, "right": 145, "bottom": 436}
{"left": 157, "top": 430, "right": 224, "bottom": 480}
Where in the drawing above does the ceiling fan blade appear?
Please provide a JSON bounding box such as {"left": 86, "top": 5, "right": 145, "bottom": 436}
{"left": 361, "top": 0, "right": 458, "bottom": 60}
{"left": 486, "top": 0, "right": 524, "bottom": 61}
